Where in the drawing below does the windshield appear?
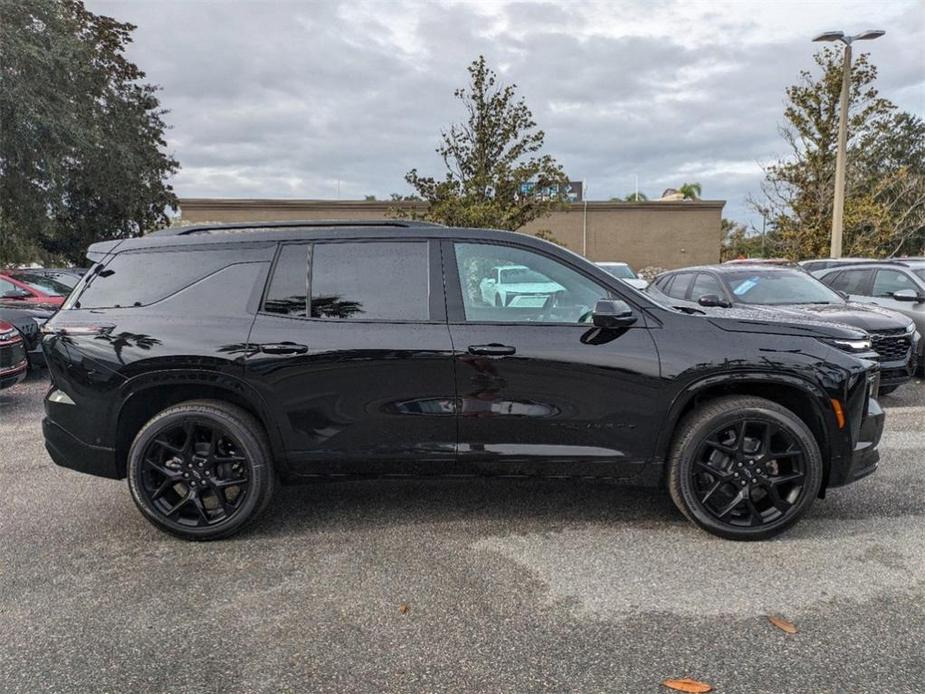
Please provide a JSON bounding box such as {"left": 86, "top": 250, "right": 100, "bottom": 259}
{"left": 499, "top": 268, "right": 551, "bottom": 284}
{"left": 599, "top": 264, "right": 636, "bottom": 279}
{"left": 9, "top": 273, "right": 71, "bottom": 296}
{"left": 723, "top": 270, "right": 844, "bottom": 305}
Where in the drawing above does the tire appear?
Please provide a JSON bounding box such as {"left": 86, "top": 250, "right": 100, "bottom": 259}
{"left": 127, "top": 400, "right": 276, "bottom": 541}
{"left": 667, "top": 396, "right": 823, "bottom": 541}
{"left": 878, "top": 385, "right": 898, "bottom": 396}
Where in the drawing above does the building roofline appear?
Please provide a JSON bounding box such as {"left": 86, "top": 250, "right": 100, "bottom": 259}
{"left": 178, "top": 197, "right": 727, "bottom": 211}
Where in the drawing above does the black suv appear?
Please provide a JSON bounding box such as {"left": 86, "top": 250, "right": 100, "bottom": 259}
{"left": 43, "top": 222, "right": 884, "bottom": 541}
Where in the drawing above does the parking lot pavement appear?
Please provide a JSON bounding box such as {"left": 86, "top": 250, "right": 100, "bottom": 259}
{"left": 1, "top": 371, "right": 923, "bottom": 693}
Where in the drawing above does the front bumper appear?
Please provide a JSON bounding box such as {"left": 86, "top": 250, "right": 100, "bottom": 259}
{"left": 827, "top": 396, "right": 884, "bottom": 487}
{"left": 43, "top": 417, "right": 120, "bottom": 479}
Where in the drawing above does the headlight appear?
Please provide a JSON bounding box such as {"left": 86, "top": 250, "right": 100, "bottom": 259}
{"left": 822, "top": 337, "right": 873, "bottom": 353}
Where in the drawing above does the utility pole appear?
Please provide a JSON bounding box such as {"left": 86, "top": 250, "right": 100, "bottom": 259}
{"left": 813, "top": 29, "right": 885, "bottom": 258}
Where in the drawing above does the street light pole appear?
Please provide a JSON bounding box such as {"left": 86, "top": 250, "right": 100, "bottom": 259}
{"left": 812, "top": 29, "right": 884, "bottom": 258}
{"left": 830, "top": 41, "right": 851, "bottom": 258}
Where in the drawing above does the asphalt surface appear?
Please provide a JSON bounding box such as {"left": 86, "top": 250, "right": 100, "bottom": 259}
{"left": 1, "top": 370, "right": 923, "bottom": 693}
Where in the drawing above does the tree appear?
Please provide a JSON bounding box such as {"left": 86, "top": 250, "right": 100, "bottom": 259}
{"left": 678, "top": 182, "right": 702, "bottom": 200}
{"left": 0, "top": 0, "right": 179, "bottom": 265}
{"left": 720, "top": 218, "right": 767, "bottom": 261}
{"left": 753, "top": 48, "right": 924, "bottom": 258}
{"left": 619, "top": 192, "right": 648, "bottom": 202}
{"left": 394, "top": 56, "right": 569, "bottom": 230}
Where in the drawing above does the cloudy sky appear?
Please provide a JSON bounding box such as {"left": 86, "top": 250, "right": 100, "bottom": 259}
{"left": 88, "top": 0, "right": 924, "bottom": 226}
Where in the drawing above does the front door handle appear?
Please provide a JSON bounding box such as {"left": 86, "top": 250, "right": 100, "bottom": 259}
{"left": 468, "top": 343, "right": 516, "bottom": 356}
{"left": 260, "top": 342, "right": 308, "bottom": 355}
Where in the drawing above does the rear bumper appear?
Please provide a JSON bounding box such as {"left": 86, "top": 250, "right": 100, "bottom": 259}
{"left": 43, "top": 417, "right": 121, "bottom": 479}
{"left": 828, "top": 397, "right": 884, "bottom": 488}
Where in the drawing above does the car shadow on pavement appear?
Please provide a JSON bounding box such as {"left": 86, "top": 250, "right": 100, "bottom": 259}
{"left": 246, "top": 477, "right": 682, "bottom": 540}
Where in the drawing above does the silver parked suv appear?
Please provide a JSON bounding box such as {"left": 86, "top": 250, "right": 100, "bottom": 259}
{"left": 816, "top": 259, "right": 925, "bottom": 375}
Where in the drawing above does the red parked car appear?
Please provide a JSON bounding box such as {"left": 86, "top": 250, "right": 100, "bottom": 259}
{"left": 0, "top": 271, "right": 69, "bottom": 309}
{"left": 0, "top": 320, "right": 28, "bottom": 390}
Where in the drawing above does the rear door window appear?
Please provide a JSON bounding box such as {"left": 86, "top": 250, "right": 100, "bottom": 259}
{"left": 263, "top": 241, "right": 430, "bottom": 321}
{"left": 827, "top": 269, "right": 872, "bottom": 295}
{"left": 665, "top": 273, "right": 693, "bottom": 300}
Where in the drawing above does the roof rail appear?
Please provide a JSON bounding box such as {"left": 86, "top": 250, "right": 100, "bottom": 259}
{"left": 151, "top": 219, "right": 445, "bottom": 237}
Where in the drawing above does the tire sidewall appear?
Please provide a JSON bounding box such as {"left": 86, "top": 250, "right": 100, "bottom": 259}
{"left": 127, "top": 404, "right": 270, "bottom": 540}
{"left": 674, "top": 404, "right": 823, "bottom": 540}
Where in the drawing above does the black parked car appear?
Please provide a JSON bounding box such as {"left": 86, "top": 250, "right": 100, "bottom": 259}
{"left": 43, "top": 222, "right": 885, "bottom": 542}
{"left": 0, "top": 305, "right": 53, "bottom": 368}
{"left": 649, "top": 264, "right": 919, "bottom": 394}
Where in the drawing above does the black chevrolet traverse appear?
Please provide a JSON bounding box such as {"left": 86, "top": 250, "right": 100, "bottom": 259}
{"left": 42, "top": 222, "right": 885, "bottom": 541}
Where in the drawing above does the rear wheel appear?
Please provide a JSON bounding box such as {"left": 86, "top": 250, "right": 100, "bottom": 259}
{"left": 127, "top": 400, "right": 275, "bottom": 541}
{"left": 667, "top": 396, "right": 823, "bottom": 540}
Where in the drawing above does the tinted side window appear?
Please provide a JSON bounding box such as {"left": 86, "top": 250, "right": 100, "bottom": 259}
{"left": 655, "top": 275, "right": 674, "bottom": 293}
{"left": 76, "top": 248, "right": 249, "bottom": 309}
{"left": 872, "top": 269, "right": 915, "bottom": 297}
{"left": 0, "top": 278, "right": 19, "bottom": 295}
{"left": 827, "top": 269, "right": 871, "bottom": 295}
{"left": 263, "top": 244, "right": 309, "bottom": 317}
{"left": 690, "top": 273, "right": 724, "bottom": 300}
{"left": 665, "top": 273, "right": 693, "bottom": 299}
{"left": 312, "top": 242, "right": 429, "bottom": 320}
{"left": 264, "top": 241, "right": 430, "bottom": 321}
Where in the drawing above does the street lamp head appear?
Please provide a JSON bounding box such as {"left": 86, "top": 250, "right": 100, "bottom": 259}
{"left": 853, "top": 29, "right": 886, "bottom": 41}
{"left": 813, "top": 31, "right": 845, "bottom": 42}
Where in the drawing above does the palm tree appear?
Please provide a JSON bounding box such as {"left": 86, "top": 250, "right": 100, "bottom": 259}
{"left": 623, "top": 192, "right": 648, "bottom": 201}
{"left": 679, "top": 182, "right": 702, "bottom": 200}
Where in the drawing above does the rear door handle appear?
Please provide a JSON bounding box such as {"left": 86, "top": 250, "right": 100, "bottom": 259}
{"left": 260, "top": 342, "right": 308, "bottom": 355}
{"left": 468, "top": 343, "right": 516, "bottom": 356}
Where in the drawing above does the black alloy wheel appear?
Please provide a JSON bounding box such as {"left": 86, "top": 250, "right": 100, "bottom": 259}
{"left": 692, "top": 419, "right": 806, "bottom": 527}
{"left": 668, "top": 395, "right": 823, "bottom": 540}
{"left": 139, "top": 420, "right": 250, "bottom": 527}
{"left": 127, "top": 400, "right": 275, "bottom": 540}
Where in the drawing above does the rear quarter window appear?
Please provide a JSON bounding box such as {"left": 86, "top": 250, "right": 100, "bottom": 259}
{"left": 75, "top": 248, "right": 251, "bottom": 309}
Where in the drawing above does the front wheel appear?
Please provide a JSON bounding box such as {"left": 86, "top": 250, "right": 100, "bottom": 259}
{"left": 127, "top": 400, "right": 275, "bottom": 541}
{"left": 667, "top": 396, "right": 823, "bottom": 541}
{"left": 877, "top": 385, "right": 898, "bottom": 396}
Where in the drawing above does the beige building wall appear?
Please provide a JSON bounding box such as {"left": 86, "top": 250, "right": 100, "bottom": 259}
{"left": 179, "top": 198, "right": 725, "bottom": 270}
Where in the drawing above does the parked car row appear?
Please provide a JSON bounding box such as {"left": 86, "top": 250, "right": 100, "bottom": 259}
{"left": 0, "top": 267, "right": 87, "bottom": 382}
{"left": 647, "top": 260, "right": 923, "bottom": 394}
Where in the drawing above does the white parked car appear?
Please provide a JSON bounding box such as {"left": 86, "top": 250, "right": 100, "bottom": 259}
{"left": 479, "top": 265, "right": 564, "bottom": 307}
{"left": 595, "top": 262, "right": 649, "bottom": 290}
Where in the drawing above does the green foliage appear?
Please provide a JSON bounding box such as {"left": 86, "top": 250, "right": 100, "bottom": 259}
{"left": 720, "top": 218, "right": 767, "bottom": 261}
{"left": 621, "top": 192, "right": 648, "bottom": 202}
{"left": 0, "top": 0, "right": 179, "bottom": 265}
{"left": 394, "top": 56, "right": 569, "bottom": 230}
{"left": 678, "top": 182, "right": 702, "bottom": 200}
{"left": 753, "top": 48, "right": 925, "bottom": 258}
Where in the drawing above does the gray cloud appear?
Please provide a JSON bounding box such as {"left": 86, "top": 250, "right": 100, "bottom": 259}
{"left": 89, "top": 0, "right": 924, "bottom": 225}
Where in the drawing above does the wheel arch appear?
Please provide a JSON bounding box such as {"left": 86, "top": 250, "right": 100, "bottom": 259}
{"left": 113, "top": 369, "right": 285, "bottom": 479}
{"left": 657, "top": 373, "right": 836, "bottom": 490}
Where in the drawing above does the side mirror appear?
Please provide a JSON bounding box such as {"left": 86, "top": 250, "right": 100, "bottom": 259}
{"left": 697, "top": 294, "right": 732, "bottom": 308}
{"left": 2, "top": 289, "right": 29, "bottom": 300}
{"left": 592, "top": 299, "right": 637, "bottom": 329}
{"left": 892, "top": 289, "right": 921, "bottom": 303}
